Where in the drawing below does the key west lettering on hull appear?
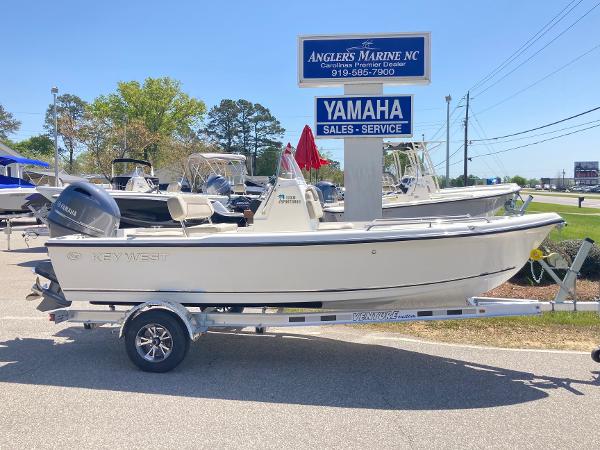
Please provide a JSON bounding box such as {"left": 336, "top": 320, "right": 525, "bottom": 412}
{"left": 89, "top": 252, "right": 168, "bottom": 263}
{"left": 315, "top": 95, "right": 413, "bottom": 139}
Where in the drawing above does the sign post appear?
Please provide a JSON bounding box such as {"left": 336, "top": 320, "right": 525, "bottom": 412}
{"left": 298, "top": 32, "right": 430, "bottom": 221}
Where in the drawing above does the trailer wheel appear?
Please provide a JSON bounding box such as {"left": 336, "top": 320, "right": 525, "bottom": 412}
{"left": 592, "top": 348, "right": 600, "bottom": 364}
{"left": 124, "top": 310, "right": 190, "bottom": 373}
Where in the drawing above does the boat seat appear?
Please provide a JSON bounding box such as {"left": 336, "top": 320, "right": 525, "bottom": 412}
{"left": 232, "top": 183, "right": 246, "bottom": 194}
{"left": 306, "top": 186, "right": 323, "bottom": 220}
{"left": 133, "top": 222, "right": 238, "bottom": 237}
{"left": 168, "top": 195, "right": 214, "bottom": 221}
{"left": 186, "top": 223, "right": 238, "bottom": 234}
{"left": 318, "top": 222, "right": 354, "bottom": 230}
{"left": 166, "top": 181, "right": 182, "bottom": 192}
{"left": 167, "top": 195, "right": 238, "bottom": 236}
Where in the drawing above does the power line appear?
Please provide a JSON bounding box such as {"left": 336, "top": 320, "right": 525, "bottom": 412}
{"left": 469, "top": 109, "right": 509, "bottom": 177}
{"left": 469, "top": 0, "right": 583, "bottom": 93}
{"left": 428, "top": 97, "right": 465, "bottom": 142}
{"left": 434, "top": 144, "right": 464, "bottom": 168}
{"left": 469, "top": 122, "right": 600, "bottom": 159}
{"left": 471, "top": 105, "right": 600, "bottom": 141}
{"left": 473, "top": 1, "right": 599, "bottom": 97}
{"left": 478, "top": 40, "right": 600, "bottom": 115}
{"left": 469, "top": 118, "right": 600, "bottom": 145}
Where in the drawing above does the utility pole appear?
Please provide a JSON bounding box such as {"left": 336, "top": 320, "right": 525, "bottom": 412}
{"left": 463, "top": 91, "right": 470, "bottom": 186}
{"left": 51, "top": 86, "right": 59, "bottom": 186}
{"left": 562, "top": 169, "right": 565, "bottom": 189}
{"left": 445, "top": 94, "right": 451, "bottom": 187}
{"left": 124, "top": 116, "right": 128, "bottom": 156}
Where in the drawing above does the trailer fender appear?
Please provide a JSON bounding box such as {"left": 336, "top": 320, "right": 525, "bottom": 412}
{"left": 119, "top": 301, "right": 200, "bottom": 341}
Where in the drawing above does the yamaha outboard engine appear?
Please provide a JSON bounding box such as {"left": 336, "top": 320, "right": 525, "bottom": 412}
{"left": 205, "top": 175, "right": 231, "bottom": 196}
{"left": 47, "top": 182, "right": 120, "bottom": 238}
{"left": 315, "top": 181, "right": 337, "bottom": 204}
{"left": 29, "top": 183, "right": 121, "bottom": 312}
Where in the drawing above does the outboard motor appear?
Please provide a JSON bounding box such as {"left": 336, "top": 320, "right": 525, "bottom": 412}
{"left": 47, "top": 182, "right": 120, "bottom": 238}
{"left": 229, "top": 195, "right": 252, "bottom": 213}
{"left": 315, "top": 181, "right": 337, "bottom": 204}
{"left": 29, "top": 182, "right": 121, "bottom": 312}
{"left": 205, "top": 174, "right": 231, "bottom": 196}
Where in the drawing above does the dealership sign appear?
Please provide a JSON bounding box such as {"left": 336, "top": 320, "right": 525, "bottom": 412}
{"left": 298, "top": 33, "right": 430, "bottom": 87}
{"left": 314, "top": 95, "right": 413, "bottom": 138}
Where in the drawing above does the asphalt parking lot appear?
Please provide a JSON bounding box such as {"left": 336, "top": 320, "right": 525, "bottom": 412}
{"left": 1, "top": 223, "right": 599, "bottom": 449}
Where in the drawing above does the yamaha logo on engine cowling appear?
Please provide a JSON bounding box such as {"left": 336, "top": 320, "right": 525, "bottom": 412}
{"left": 56, "top": 201, "right": 77, "bottom": 217}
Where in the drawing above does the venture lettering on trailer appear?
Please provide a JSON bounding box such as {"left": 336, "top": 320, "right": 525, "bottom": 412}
{"left": 298, "top": 33, "right": 430, "bottom": 87}
{"left": 314, "top": 95, "right": 413, "bottom": 138}
{"left": 352, "top": 310, "right": 417, "bottom": 323}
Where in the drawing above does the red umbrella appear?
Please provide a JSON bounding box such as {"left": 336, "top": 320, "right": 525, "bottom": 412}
{"left": 295, "top": 125, "right": 329, "bottom": 171}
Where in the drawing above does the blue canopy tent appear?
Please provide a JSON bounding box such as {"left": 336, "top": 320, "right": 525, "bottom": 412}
{"left": 0, "top": 155, "right": 50, "bottom": 167}
{"left": 0, "top": 155, "right": 50, "bottom": 188}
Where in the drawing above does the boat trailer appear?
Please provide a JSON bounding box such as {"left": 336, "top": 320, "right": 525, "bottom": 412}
{"left": 28, "top": 238, "right": 600, "bottom": 372}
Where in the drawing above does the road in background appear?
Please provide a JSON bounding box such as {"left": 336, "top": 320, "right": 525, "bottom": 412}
{"left": 0, "top": 224, "right": 599, "bottom": 449}
{"left": 528, "top": 193, "right": 600, "bottom": 209}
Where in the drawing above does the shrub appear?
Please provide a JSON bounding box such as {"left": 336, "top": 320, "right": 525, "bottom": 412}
{"left": 511, "top": 238, "right": 600, "bottom": 284}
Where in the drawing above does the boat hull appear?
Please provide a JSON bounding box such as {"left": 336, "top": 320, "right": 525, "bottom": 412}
{"left": 323, "top": 184, "right": 519, "bottom": 222}
{"left": 46, "top": 215, "right": 559, "bottom": 310}
{"left": 0, "top": 188, "right": 36, "bottom": 214}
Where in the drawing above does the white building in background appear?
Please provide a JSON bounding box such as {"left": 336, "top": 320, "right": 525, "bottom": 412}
{"left": 0, "top": 141, "right": 25, "bottom": 178}
{"left": 0, "top": 140, "right": 23, "bottom": 158}
{"left": 574, "top": 161, "right": 599, "bottom": 185}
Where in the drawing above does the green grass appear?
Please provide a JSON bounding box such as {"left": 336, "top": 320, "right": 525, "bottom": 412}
{"left": 526, "top": 201, "right": 600, "bottom": 242}
{"left": 360, "top": 311, "right": 600, "bottom": 350}
{"left": 386, "top": 311, "right": 600, "bottom": 329}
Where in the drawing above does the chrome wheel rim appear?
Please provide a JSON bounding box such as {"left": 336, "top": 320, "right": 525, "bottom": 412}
{"left": 135, "top": 324, "right": 173, "bottom": 362}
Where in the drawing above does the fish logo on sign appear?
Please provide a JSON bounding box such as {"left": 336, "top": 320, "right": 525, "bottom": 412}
{"left": 346, "top": 40, "right": 378, "bottom": 52}
{"left": 67, "top": 252, "right": 81, "bottom": 261}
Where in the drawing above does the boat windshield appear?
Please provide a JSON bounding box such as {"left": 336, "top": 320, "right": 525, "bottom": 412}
{"left": 277, "top": 149, "right": 305, "bottom": 182}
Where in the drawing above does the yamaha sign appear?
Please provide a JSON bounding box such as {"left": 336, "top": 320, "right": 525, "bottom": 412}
{"left": 315, "top": 95, "right": 413, "bottom": 138}
{"left": 298, "top": 33, "right": 430, "bottom": 87}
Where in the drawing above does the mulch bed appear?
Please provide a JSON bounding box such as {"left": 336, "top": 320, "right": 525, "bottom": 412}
{"left": 485, "top": 279, "right": 600, "bottom": 301}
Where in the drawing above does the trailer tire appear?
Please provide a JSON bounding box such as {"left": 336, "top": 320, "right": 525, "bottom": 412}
{"left": 592, "top": 348, "right": 600, "bottom": 364}
{"left": 124, "top": 310, "right": 190, "bottom": 373}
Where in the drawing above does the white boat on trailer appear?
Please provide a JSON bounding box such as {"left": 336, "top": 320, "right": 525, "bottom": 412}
{"left": 25, "top": 150, "right": 598, "bottom": 372}
{"left": 35, "top": 151, "right": 563, "bottom": 312}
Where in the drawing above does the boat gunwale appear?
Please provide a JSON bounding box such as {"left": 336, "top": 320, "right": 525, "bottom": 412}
{"left": 45, "top": 216, "right": 564, "bottom": 248}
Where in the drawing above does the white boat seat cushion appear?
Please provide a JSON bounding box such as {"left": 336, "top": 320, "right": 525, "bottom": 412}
{"left": 232, "top": 183, "right": 246, "bottom": 194}
{"left": 318, "top": 222, "right": 354, "bottom": 230}
{"left": 186, "top": 223, "right": 238, "bottom": 234}
{"left": 166, "top": 181, "right": 182, "bottom": 193}
{"left": 305, "top": 187, "right": 323, "bottom": 220}
{"left": 168, "top": 195, "right": 214, "bottom": 221}
{"left": 133, "top": 222, "right": 238, "bottom": 237}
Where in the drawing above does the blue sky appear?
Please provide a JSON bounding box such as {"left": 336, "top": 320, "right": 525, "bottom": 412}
{"left": 2, "top": 0, "right": 599, "bottom": 179}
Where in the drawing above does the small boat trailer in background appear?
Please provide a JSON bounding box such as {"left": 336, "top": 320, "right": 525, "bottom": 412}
{"left": 30, "top": 238, "right": 600, "bottom": 372}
